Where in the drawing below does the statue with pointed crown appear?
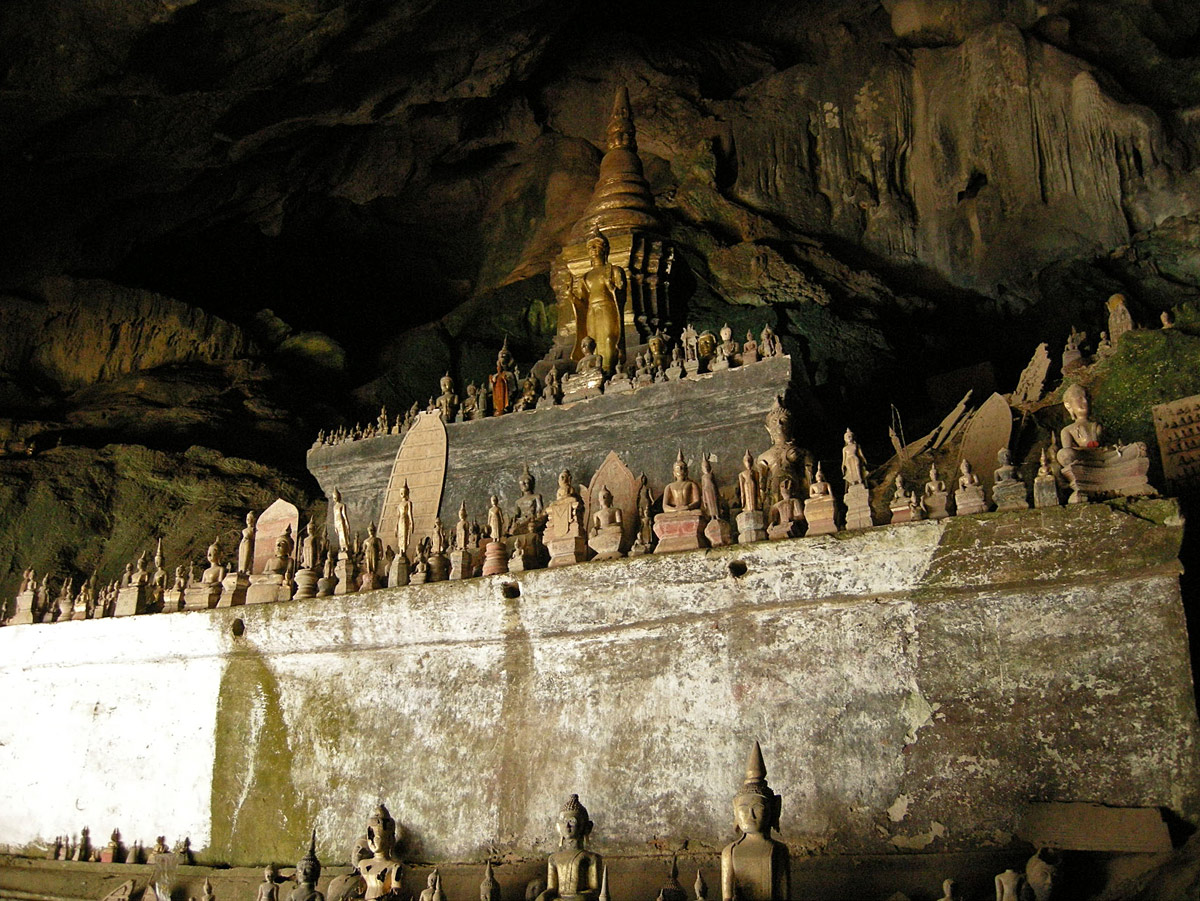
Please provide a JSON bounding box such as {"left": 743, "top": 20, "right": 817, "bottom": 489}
{"left": 490, "top": 339, "right": 519, "bottom": 416}
{"left": 654, "top": 450, "right": 708, "bottom": 554}
{"left": 290, "top": 832, "right": 325, "bottom": 901}
{"left": 480, "top": 862, "right": 501, "bottom": 901}
{"left": 568, "top": 226, "right": 626, "bottom": 377}
{"left": 534, "top": 794, "right": 604, "bottom": 901}
{"left": 721, "top": 742, "right": 789, "bottom": 901}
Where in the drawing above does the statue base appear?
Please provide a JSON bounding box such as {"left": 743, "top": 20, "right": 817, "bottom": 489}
{"left": 704, "top": 517, "right": 733, "bottom": 548}
{"left": 588, "top": 524, "right": 625, "bottom": 561}
{"left": 183, "top": 583, "right": 222, "bottom": 611}
{"left": 843, "top": 484, "right": 875, "bottom": 530}
{"left": 388, "top": 555, "right": 410, "bottom": 587}
{"left": 666, "top": 362, "right": 685, "bottom": 380}
{"left": 889, "top": 504, "right": 923, "bottom": 525}
{"left": 684, "top": 360, "right": 700, "bottom": 376}
{"left": 114, "top": 585, "right": 147, "bottom": 617}
{"left": 1058, "top": 445, "right": 1155, "bottom": 500}
{"left": 427, "top": 553, "right": 450, "bottom": 582}
{"left": 316, "top": 574, "right": 338, "bottom": 598}
{"left": 653, "top": 511, "right": 709, "bottom": 554}
{"left": 217, "top": 573, "right": 248, "bottom": 607}
{"left": 293, "top": 569, "right": 319, "bottom": 601}
{"left": 924, "top": 491, "right": 950, "bottom": 520}
{"left": 547, "top": 536, "right": 588, "bottom": 568}
{"left": 768, "top": 519, "right": 803, "bottom": 540}
{"left": 359, "top": 572, "right": 380, "bottom": 592}
{"left": 710, "top": 356, "right": 730, "bottom": 372}
{"left": 1033, "top": 476, "right": 1060, "bottom": 508}
{"left": 993, "top": 481, "right": 1030, "bottom": 512}
{"left": 409, "top": 566, "right": 429, "bottom": 584}
{"left": 561, "top": 373, "right": 604, "bottom": 405}
{"left": 449, "top": 549, "right": 474, "bottom": 580}
{"left": 334, "top": 555, "right": 357, "bottom": 595}
{"left": 606, "top": 375, "right": 634, "bottom": 394}
{"left": 10, "top": 591, "right": 35, "bottom": 626}
{"left": 954, "top": 485, "right": 988, "bottom": 516}
{"left": 482, "top": 541, "right": 509, "bottom": 576}
{"left": 736, "top": 510, "right": 767, "bottom": 544}
{"left": 246, "top": 574, "right": 291, "bottom": 605}
{"left": 803, "top": 496, "right": 838, "bottom": 535}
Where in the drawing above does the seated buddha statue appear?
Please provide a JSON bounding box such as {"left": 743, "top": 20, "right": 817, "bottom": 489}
{"left": 535, "top": 795, "right": 604, "bottom": 901}
{"left": 1055, "top": 383, "right": 1152, "bottom": 501}
{"left": 721, "top": 742, "right": 789, "bottom": 901}
{"left": 290, "top": 833, "right": 325, "bottom": 901}
{"left": 654, "top": 450, "right": 708, "bottom": 553}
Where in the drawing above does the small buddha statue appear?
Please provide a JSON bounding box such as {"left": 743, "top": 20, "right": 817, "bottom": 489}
{"left": 954, "top": 459, "right": 988, "bottom": 515}
{"left": 759, "top": 324, "right": 782, "bottom": 358}
{"left": 545, "top": 469, "right": 587, "bottom": 566}
{"left": 576, "top": 337, "right": 603, "bottom": 375}
{"left": 720, "top": 742, "right": 789, "bottom": 901}
{"left": 888, "top": 474, "right": 924, "bottom": 524}
{"left": 395, "top": 481, "right": 415, "bottom": 561}
{"left": 635, "top": 473, "right": 654, "bottom": 550}
{"left": 570, "top": 226, "right": 626, "bottom": 375}
{"left": 490, "top": 339, "right": 519, "bottom": 415}
{"left": 736, "top": 450, "right": 767, "bottom": 544}
{"left": 514, "top": 375, "right": 540, "bottom": 412}
{"left": 264, "top": 533, "right": 293, "bottom": 577}
{"left": 290, "top": 833, "right": 325, "bottom": 901}
{"left": 995, "top": 869, "right": 1025, "bottom": 901}
{"left": 802, "top": 461, "right": 838, "bottom": 537}
{"left": 453, "top": 501, "right": 471, "bottom": 550}
{"left": 923, "top": 463, "right": 950, "bottom": 519}
{"left": 756, "top": 395, "right": 807, "bottom": 505}
{"left": 681, "top": 324, "right": 699, "bottom": 365}
{"left": 202, "top": 541, "right": 226, "bottom": 585}
{"left": 461, "top": 383, "right": 480, "bottom": 420}
{"left": 588, "top": 486, "right": 624, "bottom": 560}
{"left": 655, "top": 451, "right": 708, "bottom": 553}
{"left": 992, "top": 448, "right": 1029, "bottom": 511}
{"left": 331, "top": 490, "right": 352, "bottom": 558}
{"left": 841, "top": 429, "right": 867, "bottom": 486}
{"left": 1033, "top": 448, "right": 1060, "bottom": 508}
{"left": 1054, "top": 382, "right": 1152, "bottom": 501}
{"left": 256, "top": 866, "right": 280, "bottom": 901}
{"left": 238, "top": 511, "right": 258, "bottom": 575}
{"left": 436, "top": 373, "right": 460, "bottom": 423}
{"left": 738, "top": 450, "right": 760, "bottom": 514}
{"left": 487, "top": 495, "right": 506, "bottom": 544}
{"left": 362, "top": 523, "right": 383, "bottom": 585}
{"left": 767, "top": 477, "right": 805, "bottom": 538}
{"left": 359, "top": 810, "right": 401, "bottom": 901}
{"left": 1058, "top": 383, "right": 1102, "bottom": 454}
{"left": 481, "top": 861, "right": 501, "bottom": 901}
{"left": 742, "top": 331, "right": 759, "bottom": 364}
{"left": 510, "top": 463, "right": 546, "bottom": 536}
{"left": 697, "top": 330, "right": 717, "bottom": 365}
{"left": 534, "top": 795, "right": 604, "bottom": 901}
{"left": 542, "top": 369, "right": 563, "bottom": 405}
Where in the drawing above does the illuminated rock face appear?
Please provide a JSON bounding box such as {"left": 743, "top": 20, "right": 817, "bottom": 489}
{"left": 0, "top": 501, "right": 1195, "bottom": 868}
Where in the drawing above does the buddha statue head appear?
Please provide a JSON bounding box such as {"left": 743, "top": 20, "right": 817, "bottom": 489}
{"left": 297, "top": 832, "right": 321, "bottom": 886}
{"left": 1063, "top": 383, "right": 1090, "bottom": 423}
{"left": 367, "top": 803, "right": 397, "bottom": 858}
{"left": 587, "top": 225, "right": 610, "bottom": 266}
{"left": 732, "top": 741, "right": 781, "bottom": 837}
{"left": 555, "top": 794, "right": 594, "bottom": 848}
{"left": 673, "top": 449, "right": 689, "bottom": 483}
{"left": 520, "top": 462, "right": 534, "bottom": 494}
{"left": 441, "top": 373, "right": 454, "bottom": 394}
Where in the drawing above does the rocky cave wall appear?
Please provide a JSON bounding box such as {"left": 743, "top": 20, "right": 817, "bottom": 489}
{"left": 0, "top": 4, "right": 1199, "bottom": 639}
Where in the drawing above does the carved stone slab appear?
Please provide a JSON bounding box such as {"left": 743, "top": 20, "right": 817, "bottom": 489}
{"left": 252, "top": 498, "right": 299, "bottom": 574}
{"left": 1153, "top": 393, "right": 1200, "bottom": 493}
{"left": 378, "top": 412, "right": 447, "bottom": 558}
{"left": 1012, "top": 343, "right": 1051, "bottom": 407}
{"left": 958, "top": 392, "right": 1012, "bottom": 493}
{"left": 584, "top": 451, "right": 639, "bottom": 555}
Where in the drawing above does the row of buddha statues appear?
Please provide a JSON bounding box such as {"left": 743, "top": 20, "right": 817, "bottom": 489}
{"left": 5, "top": 379, "right": 1154, "bottom": 622}
{"left": 46, "top": 830, "right": 193, "bottom": 866}
{"left": 312, "top": 316, "right": 786, "bottom": 449}
{"left": 1060, "top": 292, "right": 1175, "bottom": 377}
{"left": 70, "top": 742, "right": 1060, "bottom": 901}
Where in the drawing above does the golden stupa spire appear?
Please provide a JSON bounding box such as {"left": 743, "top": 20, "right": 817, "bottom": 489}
{"left": 570, "top": 85, "right": 665, "bottom": 241}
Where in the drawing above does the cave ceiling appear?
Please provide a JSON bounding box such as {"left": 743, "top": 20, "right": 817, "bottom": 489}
{"left": 0, "top": 0, "right": 1198, "bottom": 461}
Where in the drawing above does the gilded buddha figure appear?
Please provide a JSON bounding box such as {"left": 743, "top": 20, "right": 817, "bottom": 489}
{"left": 570, "top": 227, "right": 626, "bottom": 376}
{"left": 535, "top": 795, "right": 604, "bottom": 901}
{"left": 721, "top": 743, "right": 789, "bottom": 901}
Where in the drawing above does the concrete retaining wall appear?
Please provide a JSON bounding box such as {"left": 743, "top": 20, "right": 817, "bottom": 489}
{"left": 0, "top": 501, "right": 1195, "bottom": 869}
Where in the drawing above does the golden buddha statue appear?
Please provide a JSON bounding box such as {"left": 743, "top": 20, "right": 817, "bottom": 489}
{"left": 570, "top": 227, "right": 626, "bottom": 375}
{"left": 720, "top": 742, "right": 789, "bottom": 901}
{"left": 535, "top": 795, "right": 604, "bottom": 901}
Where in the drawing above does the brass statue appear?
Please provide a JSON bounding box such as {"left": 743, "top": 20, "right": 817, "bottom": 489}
{"left": 331, "top": 490, "right": 351, "bottom": 556}
{"left": 395, "top": 481, "right": 415, "bottom": 561}
{"left": 256, "top": 867, "right": 279, "bottom": 901}
{"left": 436, "top": 373, "right": 460, "bottom": 423}
{"left": 535, "top": 795, "right": 604, "bottom": 901}
{"left": 720, "top": 742, "right": 789, "bottom": 901}
{"left": 238, "top": 511, "right": 258, "bottom": 575}
{"left": 570, "top": 227, "right": 626, "bottom": 375}
{"left": 490, "top": 340, "right": 519, "bottom": 416}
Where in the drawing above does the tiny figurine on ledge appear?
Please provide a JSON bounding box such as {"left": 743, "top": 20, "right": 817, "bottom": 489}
{"left": 736, "top": 450, "right": 766, "bottom": 544}
{"left": 889, "top": 474, "right": 924, "bottom": 524}
{"left": 535, "top": 795, "right": 604, "bottom": 901}
{"left": 655, "top": 450, "right": 709, "bottom": 554}
{"left": 954, "top": 459, "right": 987, "bottom": 516}
{"left": 923, "top": 464, "right": 950, "bottom": 520}
{"left": 701, "top": 454, "right": 733, "bottom": 547}
{"left": 803, "top": 463, "right": 838, "bottom": 536}
{"left": 570, "top": 226, "right": 626, "bottom": 377}
{"left": 721, "top": 742, "right": 789, "bottom": 901}
{"left": 991, "top": 448, "right": 1029, "bottom": 511}
{"left": 767, "top": 477, "right": 805, "bottom": 539}
{"left": 1033, "top": 449, "right": 1060, "bottom": 508}
{"left": 841, "top": 429, "right": 874, "bottom": 530}
{"left": 546, "top": 469, "right": 588, "bottom": 567}
{"left": 588, "top": 486, "right": 625, "bottom": 561}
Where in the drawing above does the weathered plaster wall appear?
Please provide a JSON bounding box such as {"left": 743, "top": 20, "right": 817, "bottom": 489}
{"left": 0, "top": 502, "right": 1195, "bottom": 869}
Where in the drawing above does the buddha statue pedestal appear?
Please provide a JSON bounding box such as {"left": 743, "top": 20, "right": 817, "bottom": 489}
{"left": 113, "top": 585, "right": 147, "bottom": 617}
{"left": 803, "top": 495, "right": 837, "bottom": 536}
{"left": 427, "top": 553, "right": 450, "bottom": 582}
{"left": 767, "top": 494, "right": 804, "bottom": 540}
{"left": 654, "top": 511, "right": 709, "bottom": 554}
{"left": 561, "top": 374, "right": 604, "bottom": 405}
{"left": 508, "top": 533, "right": 544, "bottom": 571}
{"left": 388, "top": 555, "right": 410, "bottom": 587}
{"left": 482, "top": 541, "right": 509, "bottom": 576}
{"left": 316, "top": 570, "right": 338, "bottom": 598}
{"left": 924, "top": 490, "right": 950, "bottom": 520}
{"left": 1033, "top": 473, "right": 1060, "bottom": 508}
{"left": 293, "top": 568, "right": 319, "bottom": 600}
{"left": 588, "top": 524, "right": 624, "bottom": 561}
{"left": 217, "top": 572, "right": 248, "bottom": 607}
{"left": 547, "top": 535, "right": 589, "bottom": 568}
{"left": 843, "top": 484, "right": 874, "bottom": 530}
{"left": 183, "top": 583, "right": 222, "bottom": 611}
{"left": 954, "top": 483, "right": 987, "bottom": 515}
{"left": 334, "top": 554, "right": 357, "bottom": 595}
{"left": 992, "top": 479, "right": 1029, "bottom": 512}
{"left": 705, "top": 517, "right": 733, "bottom": 547}
{"left": 10, "top": 590, "right": 35, "bottom": 626}
{"left": 449, "top": 549, "right": 474, "bottom": 580}
{"left": 246, "top": 574, "right": 291, "bottom": 605}
{"left": 360, "top": 571, "right": 380, "bottom": 592}
{"left": 1058, "top": 445, "right": 1154, "bottom": 503}
{"left": 606, "top": 372, "right": 634, "bottom": 394}
{"left": 736, "top": 510, "right": 767, "bottom": 544}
